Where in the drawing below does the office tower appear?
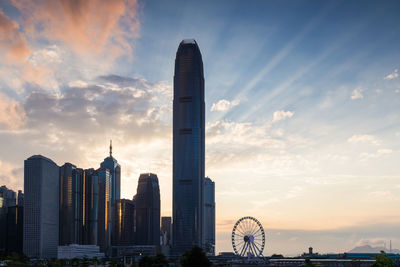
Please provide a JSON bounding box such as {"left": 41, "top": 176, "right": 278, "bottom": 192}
{"left": 59, "top": 163, "right": 84, "bottom": 245}
{"left": 0, "top": 194, "right": 6, "bottom": 254}
{"left": 17, "top": 190, "right": 24, "bottom": 207}
{"left": 82, "top": 168, "right": 99, "bottom": 245}
{"left": 0, "top": 186, "right": 16, "bottom": 207}
{"left": 97, "top": 168, "right": 112, "bottom": 254}
{"left": 112, "top": 199, "right": 135, "bottom": 246}
{"left": 100, "top": 141, "right": 121, "bottom": 206}
{"left": 161, "top": 217, "right": 172, "bottom": 246}
{"left": 24, "top": 155, "right": 59, "bottom": 259}
{"left": 173, "top": 39, "right": 205, "bottom": 254}
{"left": 6, "top": 205, "right": 23, "bottom": 254}
{"left": 135, "top": 173, "right": 160, "bottom": 247}
{"left": 203, "top": 177, "right": 215, "bottom": 255}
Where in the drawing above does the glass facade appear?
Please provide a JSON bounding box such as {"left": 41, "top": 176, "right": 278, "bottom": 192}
{"left": 135, "top": 173, "right": 160, "bottom": 247}
{"left": 204, "top": 177, "right": 215, "bottom": 255}
{"left": 23, "top": 155, "right": 59, "bottom": 259}
{"left": 112, "top": 199, "right": 135, "bottom": 246}
{"left": 97, "top": 168, "right": 112, "bottom": 254}
{"left": 173, "top": 39, "right": 205, "bottom": 254}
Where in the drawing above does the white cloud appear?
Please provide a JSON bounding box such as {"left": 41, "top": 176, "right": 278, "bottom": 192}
{"left": 272, "top": 110, "right": 294, "bottom": 123}
{"left": 347, "top": 134, "right": 381, "bottom": 145}
{"left": 384, "top": 69, "right": 398, "bottom": 80}
{"left": 351, "top": 87, "right": 363, "bottom": 100}
{"left": 361, "top": 149, "right": 393, "bottom": 160}
{"left": 0, "top": 93, "right": 27, "bottom": 130}
{"left": 210, "top": 99, "right": 240, "bottom": 112}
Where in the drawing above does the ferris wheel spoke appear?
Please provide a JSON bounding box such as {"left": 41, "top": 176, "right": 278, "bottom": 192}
{"left": 250, "top": 242, "right": 258, "bottom": 257}
{"left": 253, "top": 242, "right": 262, "bottom": 254}
{"left": 238, "top": 223, "right": 247, "bottom": 235}
{"left": 240, "top": 242, "right": 247, "bottom": 257}
{"left": 251, "top": 227, "right": 261, "bottom": 236}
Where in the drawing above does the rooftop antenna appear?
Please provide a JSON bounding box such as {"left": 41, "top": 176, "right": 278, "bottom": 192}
{"left": 109, "top": 140, "right": 112, "bottom": 157}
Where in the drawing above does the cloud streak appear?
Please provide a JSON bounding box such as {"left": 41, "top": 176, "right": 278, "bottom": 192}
{"left": 11, "top": 0, "right": 140, "bottom": 59}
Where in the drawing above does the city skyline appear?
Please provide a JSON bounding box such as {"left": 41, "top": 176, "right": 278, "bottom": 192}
{"left": 1, "top": 0, "right": 400, "bottom": 256}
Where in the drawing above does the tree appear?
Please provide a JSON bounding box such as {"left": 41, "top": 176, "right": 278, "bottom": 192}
{"left": 372, "top": 251, "right": 395, "bottom": 267}
{"left": 180, "top": 246, "right": 212, "bottom": 267}
{"left": 153, "top": 252, "right": 169, "bottom": 267}
{"left": 138, "top": 255, "right": 154, "bottom": 267}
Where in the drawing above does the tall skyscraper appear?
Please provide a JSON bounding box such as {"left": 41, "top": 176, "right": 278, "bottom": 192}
{"left": 23, "top": 155, "right": 59, "bottom": 259}
{"left": 6, "top": 205, "right": 23, "bottom": 254}
{"left": 97, "top": 168, "right": 112, "bottom": 254}
{"left": 112, "top": 199, "right": 135, "bottom": 246}
{"left": 17, "top": 190, "right": 24, "bottom": 207}
{"left": 100, "top": 141, "right": 121, "bottom": 207}
{"left": 173, "top": 39, "right": 205, "bottom": 254}
{"left": 82, "top": 168, "right": 99, "bottom": 246}
{"left": 135, "top": 173, "right": 160, "bottom": 247}
{"left": 59, "top": 163, "right": 84, "bottom": 245}
{"left": 203, "top": 177, "right": 215, "bottom": 256}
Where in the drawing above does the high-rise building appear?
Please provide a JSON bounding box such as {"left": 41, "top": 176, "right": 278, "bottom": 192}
{"left": 23, "top": 155, "right": 59, "bottom": 259}
{"left": 97, "top": 168, "right": 112, "bottom": 254}
{"left": 135, "top": 173, "right": 160, "bottom": 247}
{"left": 6, "top": 205, "right": 23, "bottom": 254}
{"left": 161, "top": 217, "right": 172, "bottom": 246}
{"left": 203, "top": 177, "right": 215, "bottom": 255}
{"left": 100, "top": 141, "right": 121, "bottom": 207}
{"left": 112, "top": 199, "right": 135, "bottom": 246}
{"left": 17, "top": 190, "right": 24, "bottom": 207}
{"left": 59, "top": 163, "right": 84, "bottom": 245}
{"left": 82, "top": 168, "right": 99, "bottom": 246}
{"left": 0, "top": 186, "right": 16, "bottom": 207}
{"left": 173, "top": 39, "right": 205, "bottom": 254}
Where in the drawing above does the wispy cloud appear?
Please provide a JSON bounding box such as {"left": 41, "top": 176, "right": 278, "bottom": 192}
{"left": 347, "top": 134, "right": 381, "bottom": 145}
{"left": 351, "top": 87, "right": 363, "bottom": 100}
{"left": 272, "top": 110, "right": 294, "bottom": 123}
{"left": 210, "top": 99, "right": 239, "bottom": 112}
{"left": 0, "top": 93, "right": 27, "bottom": 130}
{"left": 384, "top": 69, "right": 398, "bottom": 80}
{"left": 0, "top": 9, "right": 30, "bottom": 63}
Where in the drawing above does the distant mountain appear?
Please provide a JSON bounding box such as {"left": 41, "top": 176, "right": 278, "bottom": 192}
{"left": 348, "top": 245, "right": 400, "bottom": 254}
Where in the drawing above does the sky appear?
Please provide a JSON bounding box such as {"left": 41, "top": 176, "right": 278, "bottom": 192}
{"left": 0, "top": 0, "right": 400, "bottom": 256}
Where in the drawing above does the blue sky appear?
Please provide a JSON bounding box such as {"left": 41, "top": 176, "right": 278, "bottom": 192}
{"left": 0, "top": 0, "right": 399, "bottom": 255}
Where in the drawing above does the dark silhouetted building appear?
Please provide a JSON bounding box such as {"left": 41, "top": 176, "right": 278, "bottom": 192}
{"left": 100, "top": 141, "right": 121, "bottom": 207}
{"left": 24, "top": 155, "right": 59, "bottom": 259}
{"left": 203, "top": 177, "right": 215, "bottom": 255}
{"left": 97, "top": 168, "right": 112, "bottom": 254}
{"left": 112, "top": 199, "right": 135, "bottom": 246}
{"left": 6, "top": 205, "right": 23, "bottom": 254}
{"left": 135, "top": 173, "right": 160, "bottom": 247}
{"left": 17, "top": 190, "right": 24, "bottom": 207}
{"left": 173, "top": 39, "right": 205, "bottom": 254}
{"left": 82, "top": 168, "right": 99, "bottom": 246}
{"left": 59, "top": 163, "right": 84, "bottom": 245}
{"left": 0, "top": 185, "right": 16, "bottom": 254}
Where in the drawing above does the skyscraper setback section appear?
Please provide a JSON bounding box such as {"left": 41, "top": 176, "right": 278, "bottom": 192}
{"left": 173, "top": 39, "right": 205, "bottom": 254}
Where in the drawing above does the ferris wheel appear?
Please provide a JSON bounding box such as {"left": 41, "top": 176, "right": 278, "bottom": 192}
{"left": 231, "top": 216, "right": 265, "bottom": 258}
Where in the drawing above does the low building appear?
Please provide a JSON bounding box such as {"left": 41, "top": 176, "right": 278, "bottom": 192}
{"left": 57, "top": 244, "right": 104, "bottom": 259}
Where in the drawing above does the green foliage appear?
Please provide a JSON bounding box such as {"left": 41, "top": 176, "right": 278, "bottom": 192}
{"left": 153, "top": 252, "right": 169, "bottom": 267}
{"left": 372, "top": 251, "right": 395, "bottom": 267}
{"left": 139, "top": 255, "right": 154, "bottom": 267}
{"left": 180, "top": 246, "right": 212, "bottom": 267}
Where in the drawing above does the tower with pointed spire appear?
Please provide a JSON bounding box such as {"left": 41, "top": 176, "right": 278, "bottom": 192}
{"left": 100, "top": 141, "right": 121, "bottom": 207}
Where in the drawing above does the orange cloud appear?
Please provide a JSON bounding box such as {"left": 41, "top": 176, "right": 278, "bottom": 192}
{"left": 0, "top": 93, "right": 27, "bottom": 130}
{"left": 0, "top": 9, "right": 31, "bottom": 63}
{"left": 12, "top": 0, "right": 140, "bottom": 58}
